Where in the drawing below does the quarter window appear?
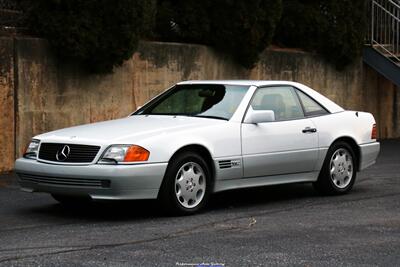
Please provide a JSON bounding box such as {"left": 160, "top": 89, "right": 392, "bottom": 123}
{"left": 250, "top": 86, "right": 304, "bottom": 121}
{"left": 296, "top": 90, "right": 328, "bottom": 116}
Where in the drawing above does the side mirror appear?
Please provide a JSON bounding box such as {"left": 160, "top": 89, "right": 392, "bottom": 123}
{"left": 244, "top": 109, "right": 275, "bottom": 124}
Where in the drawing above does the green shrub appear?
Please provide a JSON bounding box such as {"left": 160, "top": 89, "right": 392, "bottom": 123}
{"left": 22, "top": 0, "right": 366, "bottom": 72}
{"left": 155, "top": 0, "right": 282, "bottom": 68}
{"left": 154, "top": 0, "right": 211, "bottom": 43}
{"left": 208, "top": 0, "right": 282, "bottom": 68}
{"left": 22, "top": 0, "right": 156, "bottom": 73}
{"left": 275, "top": 0, "right": 368, "bottom": 69}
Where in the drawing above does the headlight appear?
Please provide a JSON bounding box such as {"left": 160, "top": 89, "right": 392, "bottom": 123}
{"left": 99, "top": 145, "right": 150, "bottom": 164}
{"left": 24, "top": 139, "right": 40, "bottom": 159}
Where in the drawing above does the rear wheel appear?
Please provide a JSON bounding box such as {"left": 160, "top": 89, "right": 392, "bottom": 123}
{"left": 313, "top": 141, "right": 357, "bottom": 195}
{"left": 159, "top": 152, "right": 211, "bottom": 215}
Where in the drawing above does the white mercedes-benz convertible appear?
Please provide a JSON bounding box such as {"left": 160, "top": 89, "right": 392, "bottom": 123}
{"left": 15, "top": 81, "right": 380, "bottom": 214}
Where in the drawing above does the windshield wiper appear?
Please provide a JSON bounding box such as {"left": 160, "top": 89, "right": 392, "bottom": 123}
{"left": 141, "top": 113, "right": 181, "bottom": 116}
{"left": 192, "top": 115, "right": 228, "bottom": 121}
{"left": 139, "top": 113, "right": 229, "bottom": 121}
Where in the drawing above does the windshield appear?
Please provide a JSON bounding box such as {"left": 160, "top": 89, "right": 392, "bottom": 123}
{"left": 134, "top": 84, "right": 249, "bottom": 120}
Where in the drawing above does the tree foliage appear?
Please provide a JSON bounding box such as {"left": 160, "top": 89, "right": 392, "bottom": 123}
{"left": 22, "top": 0, "right": 156, "bottom": 73}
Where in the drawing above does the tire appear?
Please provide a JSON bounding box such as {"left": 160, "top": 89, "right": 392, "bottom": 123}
{"left": 313, "top": 141, "right": 357, "bottom": 195}
{"left": 51, "top": 194, "right": 91, "bottom": 206}
{"left": 158, "top": 152, "right": 211, "bottom": 215}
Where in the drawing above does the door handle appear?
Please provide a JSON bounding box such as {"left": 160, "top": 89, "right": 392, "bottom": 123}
{"left": 302, "top": 127, "right": 317, "bottom": 133}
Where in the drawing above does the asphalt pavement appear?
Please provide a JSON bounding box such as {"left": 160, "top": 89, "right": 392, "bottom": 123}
{"left": 0, "top": 140, "right": 399, "bottom": 267}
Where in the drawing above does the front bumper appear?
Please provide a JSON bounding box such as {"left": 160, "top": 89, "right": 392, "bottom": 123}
{"left": 15, "top": 158, "right": 168, "bottom": 200}
{"left": 359, "top": 141, "right": 380, "bottom": 170}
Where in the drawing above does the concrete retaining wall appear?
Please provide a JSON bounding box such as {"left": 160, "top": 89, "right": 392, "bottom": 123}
{"left": 0, "top": 37, "right": 399, "bottom": 172}
{"left": 0, "top": 37, "right": 15, "bottom": 173}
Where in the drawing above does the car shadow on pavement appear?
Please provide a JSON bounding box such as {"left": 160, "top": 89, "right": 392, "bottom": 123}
{"left": 23, "top": 199, "right": 162, "bottom": 222}
{"left": 207, "top": 183, "right": 320, "bottom": 212}
{"left": 21, "top": 183, "right": 322, "bottom": 221}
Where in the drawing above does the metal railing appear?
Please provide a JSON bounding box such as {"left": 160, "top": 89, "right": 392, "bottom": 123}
{"left": 368, "top": 0, "right": 400, "bottom": 64}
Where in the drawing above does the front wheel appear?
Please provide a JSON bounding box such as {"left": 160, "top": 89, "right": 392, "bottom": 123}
{"left": 158, "top": 152, "right": 211, "bottom": 215}
{"left": 313, "top": 141, "right": 357, "bottom": 195}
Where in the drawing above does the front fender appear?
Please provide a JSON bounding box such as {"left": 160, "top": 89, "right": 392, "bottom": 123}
{"left": 135, "top": 122, "right": 242, "bottom": 163}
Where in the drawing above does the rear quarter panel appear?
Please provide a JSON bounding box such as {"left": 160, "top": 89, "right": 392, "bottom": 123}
{"left": 311, "top": 111, "right": 376, "bottom": 147}
{"left": 310, "top": 111, "right": 376, "bottom": 170}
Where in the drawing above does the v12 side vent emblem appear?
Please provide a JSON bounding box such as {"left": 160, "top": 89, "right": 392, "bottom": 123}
{"left": 218, "top": 159, "right": 241, "bottom": 169}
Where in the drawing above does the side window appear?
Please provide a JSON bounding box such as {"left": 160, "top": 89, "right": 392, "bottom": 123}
{"left": 250, "top": 86, "right": 304, "bottom": 121}
{"left": 296, "top": 90, "right": 328, "bottom": 116}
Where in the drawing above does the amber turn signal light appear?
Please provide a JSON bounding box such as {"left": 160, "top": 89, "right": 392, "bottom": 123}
{"left": 371, "top": 124, "right": 377, "bottom": 140}
{"left": 124, "top": 145, "right": 150, "bottom": 162}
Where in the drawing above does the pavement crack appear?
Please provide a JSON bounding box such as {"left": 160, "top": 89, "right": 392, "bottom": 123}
{"left": 0, "top": 204, "right": 306, "bottom": 263}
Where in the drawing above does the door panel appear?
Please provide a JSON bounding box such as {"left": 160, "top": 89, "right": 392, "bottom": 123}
{"left": 241, "top": 119, "right": 318, "bottom": 177}
{"left": 242, "top": 119, "right": 318, "bottom": 177}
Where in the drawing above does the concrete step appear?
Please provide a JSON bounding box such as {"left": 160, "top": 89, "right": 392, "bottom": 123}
{"left": 372, "top": 44, "right": 400, "bottom": 59}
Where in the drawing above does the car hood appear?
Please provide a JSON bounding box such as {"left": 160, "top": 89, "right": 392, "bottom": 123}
{"left": 35, "top": 115, "right": 226, "bottom": 145}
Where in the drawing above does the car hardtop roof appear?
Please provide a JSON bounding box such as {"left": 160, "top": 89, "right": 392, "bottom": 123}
{"left": 177, "top": 80, "right": 345, "bottom": 113}
{"left": 177, "top": 80, "right": 304, "bottom": 87}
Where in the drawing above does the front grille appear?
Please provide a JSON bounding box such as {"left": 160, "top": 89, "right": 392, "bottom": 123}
{"left": 38, "top": 143, "right": 100, "bottom": 163}
{"left": 18, "top": 173, "right": 111, "bottom": 188}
